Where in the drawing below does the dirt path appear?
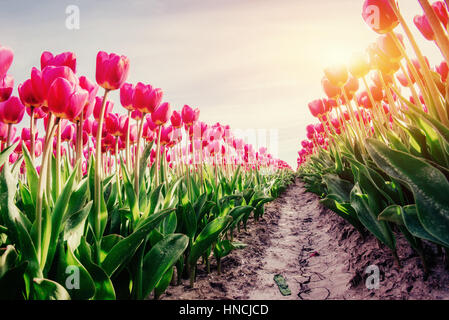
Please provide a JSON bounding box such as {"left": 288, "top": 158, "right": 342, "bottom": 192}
{"left": 161, "top": 179, "right": 449, "bottom": 300}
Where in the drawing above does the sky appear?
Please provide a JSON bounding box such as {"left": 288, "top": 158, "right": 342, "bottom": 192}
{"left": 0, "top": 0, "right": 445, "bottom": 167}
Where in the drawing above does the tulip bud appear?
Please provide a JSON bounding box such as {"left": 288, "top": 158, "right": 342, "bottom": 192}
{"left": 41, "top": 51, "right": 77, "bottom": 73}
{"left": 152, "top": 102, "right": 171, "bottom": 126}
{"left": 95, "top": 51, "right": 130, "bottom": 91}
{"left": 0, "top": 74, "right": 14, "bottom": 102}
{"left": 362, "top": 0, "right": 399, "bottom": 34}
{"left": 308, "top": 99, "right": 326, "bottom": 118}
{"left": 120, "top": 83, "right": 134, "bottom": 111}
{"left": 324, "top": 64, "right": 349, "bottom": 88}
{"left": 0, "top": 96, "right": 25, "bottom": 124}
{"left": 0, "top": 45, "right": 14, "bottom": 77}
{"left": 414, "top": 15, "right": 435, "bottom": 41}
{"left": 348, "top": 52, "right": 371, "bottom": 78}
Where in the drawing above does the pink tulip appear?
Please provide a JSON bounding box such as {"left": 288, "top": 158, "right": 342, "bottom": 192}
{"left": 106, "top": 113, "right": 127, "bottom": 137}
{"left": 170, "top": 110, "right": 182, "bottom": 128}
{"left": 0, "top": 96, "right": 25, "bottom": 124}
{"left": 145, "top": 116, "right": 157, "bottom": 132}
{"left": 160, "top": 126, "right": 174, "bottom": 146}
{"left": 0, "top": 45, "right": 14, "bottom": 77}
{"left": 83, "top": 118, "right": 94, "bottom": 135}
{"left": 95, "top": 51, "right": 130, "bottom": 91}
{"left": 152, "top": 102, "right": 171, "bottom": 126}
{"left": 432, "top": 1, "right": 448, "bottom": 27}
{"left": 131, "top": 109, "right": 144, "bottom": 120}
{"left": 181, "top": 105, "right": 199, "bottom": 126}
{"left": 362, "top": 0, "right": 399, "bottom": 34}
{"left": 42, "top": 66, "right": 78, "bottom": 107}
{"left": 133, "top": 82, "right": 163, "bottom": 114}
{"left": 78, "top": 76, "right": 99, "bottom": 119}
{"left": 47, "top": 77, "right": 88, "bottom": 121}
{"left": 41, "top": 51, "right": 77, "bottom": 73}
{"left": 18, "top": 78, "right": 41, "bottom": 108}
{"left": 120, "top": 83, "right": 134, "bottom": 111}
{"left": 321, "top": 77, "right": 341, "bottom": 99}
{"left": 21, "top": 128, "right": 37, "bottom": 141}
{"left": 0, "top": 121, "right": 8, "bottom": 141}
{"left": 436, "top": 61, "right": 449, "bottom": 82}
{"left": 26, "top": 106, "right": 46, "bottom": 119}
{"left": 0, "top": 74, "right": 14, "bottom": 102}
{"left": 93, "top": 96, "right": 114, "bottom": 120}
{"left": 414, "top": 15, "right": 435, "bottom": 41}
{"left": 308, "top": 99, "right": 326, "bottom": 118}
{"left": 61, "top": 124, "right": 76, "bottom": 142}
{"left": 30, "top": 67, "right": 46, "bottom": 104}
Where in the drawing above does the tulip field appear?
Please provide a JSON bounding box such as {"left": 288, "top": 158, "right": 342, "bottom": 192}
{"left": 4, "top": 0, "right": 449, "bottom": 302}
{"left": 298, "top": 0, "right": 449, "bottom": 275}
{"left": 0, "top": 41, "right": 293, "bottom": 299}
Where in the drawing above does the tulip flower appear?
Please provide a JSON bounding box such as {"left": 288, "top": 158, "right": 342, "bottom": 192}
{"left": 362, "top": 0, "right": 399, "bottom": 34}
{"left": 348, "top": 52, "right": 371, "bottom": 78}
{"left": 432, "top": 1, "right": 448, "bottom": 27}
{"left": 106, "top": 113, "right": 127, "bottom": 137}
{"left": 47, "top": 77, "right": 88, "bottom": 121}
{"left": 131, "top": 109, "right": 144, "bottom": 120}
{"left": 152, "top": 102, "right": 171, "bottom": 126}
{"left": 133, "top": 83, "right": 163, "bottom": 114}
{"left": 93, "top": 96, "right": 114, "bottom": 120}
{"left": 0, "top": 74, "right": 14, "bottom": 102}
{"left": 120, "top": 83, "right": 134, "bottom": 111}
{"left": 95, "top": 51, "right": 130, "bottom": 91}
{"left": 377, "top": 33, "right": 403, "bottom": 63}
{"left": 30, "top": 67, "right": 45, "bottom": 105}
{"left": 181, "top": 105, "right": 199, "bottom": 126}
{"left": 321, "top": 77, "right": 341, "bottom": 99}
{"left": 0, "top": 96, "right": 25, "bottom": 124}
{"left": 41, "top": 51, "right": 77, "bottom": 73}
{"left": 396, "top": 72, "right": 409, "bottom": 87}
{"left": 0, "top": 45, "right": 14, "bottom": 77}
{"left": 414, "top": 14, "right": 435, "bottom": 41}
{"left": 41, "top": 66, "right": 78, "bottom": 106}
{"left": 26, "top": 106, "right": 46, "bottom": 119}
{"left": 308, "top": 99, "right": 326, "bottom": 118}
{"left": 324, "top": 64, "right": 349, "bottom": 88}
{"left": 344, "top": 76, "right": 359, "bottom": 95}
{"left": 78, "top": 76, "right": 99, "bottom": 118}
{"left": 436, "top": 61, "right": 449, "bottom": 82}
{"left": 170, "top": 110, "right": 182, "bottom": 128}
{"left": 61, "top": 124, "right": 76, "bottom": 142}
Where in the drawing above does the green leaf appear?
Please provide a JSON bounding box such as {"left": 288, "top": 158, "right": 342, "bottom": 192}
{"left": 22, "top": 143, "right": 39, "bottom": 206}
{"left": 101, "top": 208, "right": 174, "bottom": 277}
{"left": 121, "top": 160, "right": 139, "bottom": 224}
{"left": 76, "top": 238, "right": 116, "bottom": 300}
{"left": 56, "top": 241, "right": 96, "bottom": 300}
{"left": 64, "top": 201, "right": 92, "bottom": 250}
{"left": 378, "top": 205, "right": 404, "bottom": 225}
{"left": 0, "top": 141, "right": 18, "bottom": 167}
{"left": 188, "top": 216, "right": 232, "bottom": 267}
{"left": 32, "top": 278, "right": 71, "bottom": 300}
{"left": 141, "top": 233, "right": 189, "bottom": 298}
{"left": 401, "top": 205, "right": 446, "bottom": 246}
{"left": 43, "top": 163, "right": 79, "bottom": 272}
{"left": 367, "top": 139, "right": 449, "bottom": 247}
{"left": 322, "top": 174, "right": 353, "bottom": 203}
{"left": 350, "top": 183, "right": 396, "bottom": 250}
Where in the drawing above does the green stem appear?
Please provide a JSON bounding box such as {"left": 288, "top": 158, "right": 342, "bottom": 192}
{"left": 94, "top": 89, "right": 110, "bottom": 241}
{"left": 134, "top": 115, "right": 146, "bottom": 196}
